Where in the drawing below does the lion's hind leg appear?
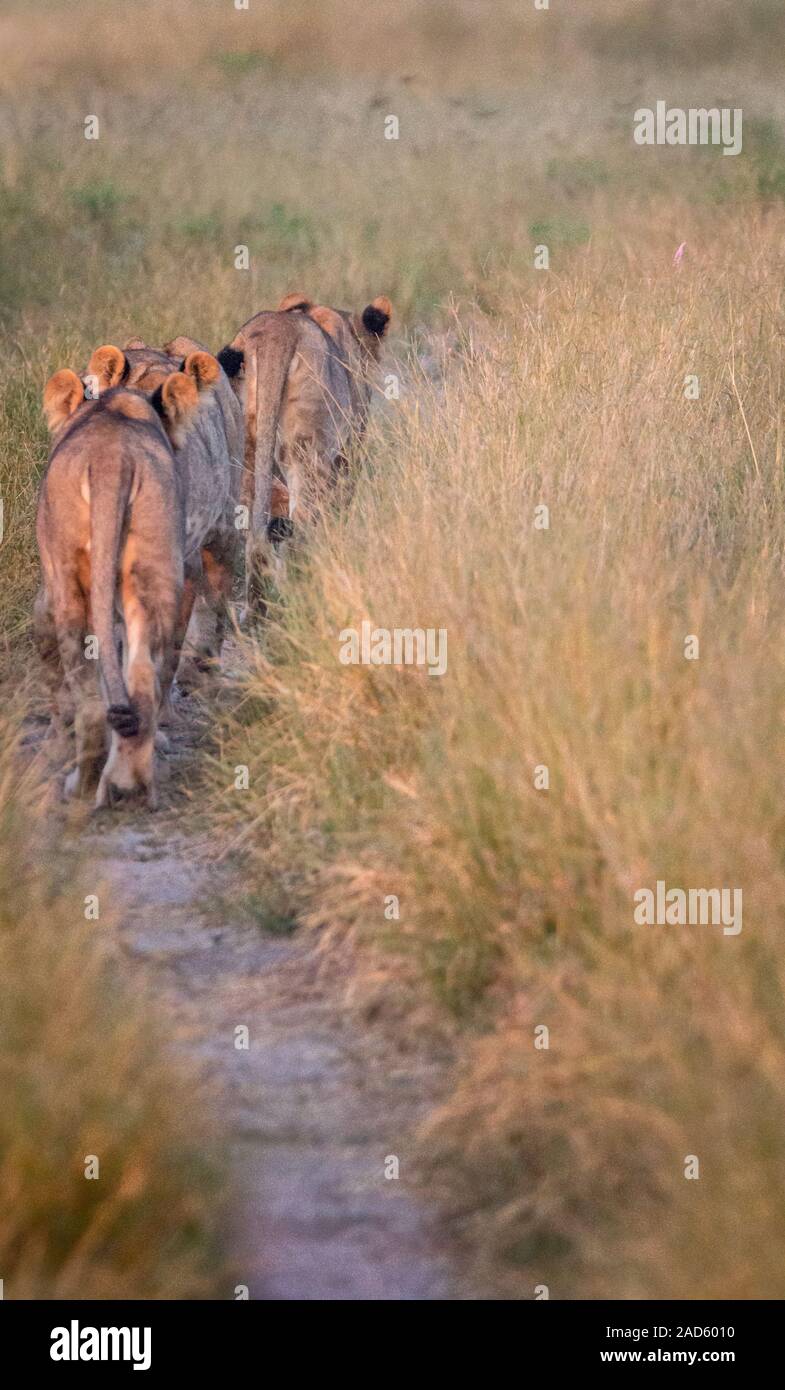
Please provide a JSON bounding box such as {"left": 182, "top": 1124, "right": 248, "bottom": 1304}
{"left": 96, "top": 555, "right": 175, "bottom": 811}
{"left": 52, "top": 571, "right": 105, "bottom": 798}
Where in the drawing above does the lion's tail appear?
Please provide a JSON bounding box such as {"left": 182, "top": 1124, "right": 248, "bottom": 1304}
{"left": 89, "top": 456, "right": 139, "bottom": 738}
{"left": 248, "top": 315, "right": 299, "bottom": 537}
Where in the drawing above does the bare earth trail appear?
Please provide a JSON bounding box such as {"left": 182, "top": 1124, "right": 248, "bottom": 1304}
{"left": 64, "top": 684, "right": 468, "bottom": 1301}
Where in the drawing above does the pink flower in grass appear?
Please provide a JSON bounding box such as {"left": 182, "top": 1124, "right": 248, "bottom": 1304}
{"left": 673, "top": 241, "right": 687, "bottom": 268}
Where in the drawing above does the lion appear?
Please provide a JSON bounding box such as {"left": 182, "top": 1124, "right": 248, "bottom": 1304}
{"left": 276, "top": 293, "right": 392, "bottom": 441}
{"left": 36, "top": 367, "right": 208, "bottom": 808}
{"left": 86, "top": 338, "right": 244, "bottom": 681}
{"left": 216, "top": 294, "right": 391, "bottom": 609}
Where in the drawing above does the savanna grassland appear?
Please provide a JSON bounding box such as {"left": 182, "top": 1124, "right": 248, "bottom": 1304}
{"left": 3, "top": 0, "right": 785, "bottom": 1299}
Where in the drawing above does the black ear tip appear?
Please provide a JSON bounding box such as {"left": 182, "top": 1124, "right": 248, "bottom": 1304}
{"left": 217, "top": 345, "right": 244, "bottom": 378}
{"left": 361, "top": 305, "right": 390, "bottom": 337}
{"left": 149, "top": 384, "right": 165, "bottom": 420}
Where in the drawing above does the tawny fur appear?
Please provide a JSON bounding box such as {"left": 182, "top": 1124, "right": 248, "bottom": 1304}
{"left": 89, "top": 338, "right": 244, "bottom": 682}
{"left": 35, "top": 372, "right": 203, "bottom": 808}
{"left": 219, "top": 295, "right": 391, "bottom": 611}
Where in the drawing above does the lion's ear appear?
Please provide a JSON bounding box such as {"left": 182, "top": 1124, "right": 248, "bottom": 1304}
{"left": 361, "top": 297, "right": 392, "bottom": 338}
{"left": 216, "top": 345, "right": 244, "bottom": 379}
{"left": 182, "top": 351, "right": 220, "bottom": 392}
{"left": 151, "top": 372, "right": 200, "bottom": 448}
{"left": 124, "top": 336, "right": 146, "bottom": 350}
{"left": 43, "top": 369, "right": 85, "bottom": 433}
{"left": 163, "top": 334, "right": 204, "bottom": 359}
{"left": 278, "top": 293, "right": 314, "bottom": 313}
{"left": 309, "top": 305, "right": 344, "bottom": 340}
{"left": 86, "top": 344, "right": 129, "bottom": 391}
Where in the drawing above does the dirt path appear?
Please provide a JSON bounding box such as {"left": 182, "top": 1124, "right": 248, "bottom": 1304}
{"left": 66, "top": 685, "right": 465, "bottom": 1301}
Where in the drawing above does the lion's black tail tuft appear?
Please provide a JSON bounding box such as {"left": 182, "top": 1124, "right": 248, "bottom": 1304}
{"left": 268, "top": 516, "right": 294, "bottom": 545}
{"left": 106, "top": 703, "right": 140, "bottom": 738}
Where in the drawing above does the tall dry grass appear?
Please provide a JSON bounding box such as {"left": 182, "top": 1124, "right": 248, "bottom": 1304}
{"left": 2, "top": 0, "right": 784, "bottom": 93}
{"left": 4, "top": 11, "right": 785, "bottom": 654}
{"left": 0, "top": 710, "right": 226, "bottom": 1297}
{"left": 212, "top": 204, "right": 785, "bottom": 1297}
{"left": 4, "top": 0, "right": 785, "bottom": 1299}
